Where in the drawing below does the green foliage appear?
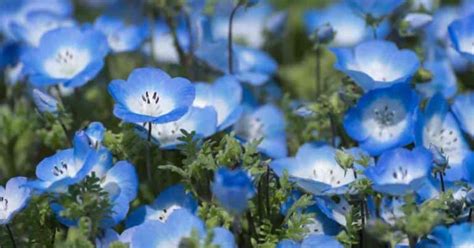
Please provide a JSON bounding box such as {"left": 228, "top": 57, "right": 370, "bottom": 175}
{"left": 54, "top": 218, "right": 95, "bottom": 248}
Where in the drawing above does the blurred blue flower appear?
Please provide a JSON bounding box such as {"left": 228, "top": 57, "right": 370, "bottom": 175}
{"left": 211, "top": 167, "right": 256, "bottom": 215}
{"left": 343, "top": 84, "right": 419, "bottom": 156}
{"left": 419, "top": 223, "right": 474, "bottom": 247}
{"left": 416, "top": 60, "right": 457, "bottom": 99}
{"left": 315, "top": 196, "right": 351, "bottom": 226}
{"left": 365, "top": 147, "right": 433, "bottom": 196}
{"left": 108, "top": 67, "right": 195, "bottom": 124}
{"left": 332, "top": 40, "right": 419, "bottom": 91}
{"left": 313, "top": 24, "right": 335, "bottom": 44}
{"left": 276, "top": 234, "right": 343, "bottom": 248}
{"left": 150, "top": 17, "right": 190, "bottom": 64}
{"left": 96, "top": 229, "right": 119, "bottom": 248}
{"left": 401, "top": 13, "right": 432, "bottom": 36}
{"left": 344, "top": 0, "right": 404, "bottom": 18}
{"left": 194, "top": 76, "right": 243, "bottom": 131}
{"left": 271, "top": 143, "right": 356, "bottom": 195}
{"left": 21, "top": 26, "right": 109, "bottom": 88}
{"left": 195, "top": 41, "right": 277, "bottom": 86}
{"left": 234, "top": 104, "right": 287, "bottom": 159}
{"left": 0, "top": 177, "right": 31, "bottom": 225}
{"left": 415, "top": 94, "right": 471, "bottom": 181}
{"left": 211, "top": 227, "right": 237, "bottom": 248}
{"left": 304, "top": 3, "right": 390, "bottom": 47}
{"left": 125, "top": 184, "right": 198, "bottom": 228}
{"left": 85, "top": 122, "right": 106, "bottom": 149}
{"left": 32, "top": 89, "right": 58, "bottom": 114}
{"left": 94, "top": 13, "right": 148, "bottom": 53}
{"left": 276, "top": 239, "right": 300, "bottom": 248}
{"left": 452, "top": 92, "right": 474, "bottom": 139}
{"left": 448, "top": 14, "right": 474, "bottom": 62}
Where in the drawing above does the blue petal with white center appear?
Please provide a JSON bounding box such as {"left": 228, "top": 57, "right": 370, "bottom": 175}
{"left": 194, "top": 76, "right": 243, "bottom": 131}
{"left": 364, "top": 147, "right": 433, "bottom": 196}
{"left": 332, "top": 40, "right": 420, "bottom": 91}
{"left": 418, "top": 223, "right": 474, "bottom": 247}
{"left": 0, "top": 177, "right": 31, "bottom": 225}
{"left": 108, "top": 67, "right": 195, "bottom": 124}
{"left": 448, "top": 14, "right": 474, "bottom": 62}
{"left": 415, "top": 93, "right": 471, "bottom": 181}
{"left": 343, "top": 84, "right": 419, "bottom": 156}
{"left": 271, "top": 143, "right": 356, "bottom": 195}
{"left": 234, "top": 104, "right": 287, "bottom": 159}
{"left": 21, "top": 26, "right": 109, "bottom": 88}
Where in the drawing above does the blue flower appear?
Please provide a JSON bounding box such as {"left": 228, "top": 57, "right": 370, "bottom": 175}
{"left": 211, "top": 167, "right": 256, "bottom": 215}
{"left": 343, "top": 84, "right": 419, "bottom": 156}
{"left": 27, "top": 131, "right": 107, "bottom": 192}
{"left": 211, "top": 227, "right": 237, "bottom": 248}
{"left": 401, "top": 13, "right": 433, "bottom": 36}
{"left": 301, "top": 234, "right": 343, "bottom": 248}
{"left": 344, "top": 0, "right": 404, "bottom": 18}
{"left": 332, "top": 40, "right": 420, "bottom": 91}
{"left": 195, "top": 41, "right": 278, "bottom": 86}
{"left": 21, "top": 26, "right": 109, "bottom": 88}
{"left": 194, "top": 76, "right": 243, "bottom": 131}
{"left": 32, "top": 89, "right": 58, "bottom": 114}
{"left": 304, "top": 3, "right": 390, "bottom": 47}
{"left": 448, "top": 14, "right": 474, "bottom": 62}
{"left": 94, "top": 13, "right": 148, "bottom": 53}
{"left": 415, "top": 93, "right": 471, "bottom": 181}
{"left": 415, "top": 60, "right": 457, "bottom": 99}
{"left": 150, "top": 17, "right": 190, "bottom": 64}
{"left": 452, "top": 92, "right": 474, "bottom": 138}
{"left": 85, "top": 122, "right": 106, "bottom": 149}
{"left": 365, "top": 147, "right": 433, "bottom": 196}
{"left": 234, "top": 104, "right": 287, "bottom": 159}
{"left": 9, "top": 11, "right": 75, "bottom": 47}
{"left": 315, "top": 196, "right": 352, "bottom": 226}
{"left": 130, "top": 209, "right": 206, "bottom": 247}
{"left": 125, "top": 184, "right": 198, "bottom": 228}
{"left": 419, "top": 223, "right": 474, "bottom": 247}
{"left": 0, "top": 177, "right": 31, "bottom": 225}
{"left": 277, "top": 239, "right": 300, "bottom": 248}
{"left": 271, "top": 143, "right": 356, "bottom": 195}
{"left": 96, "top": 229, "right": 119, "bottom": 248}
{"left": 136, "top": 106, "right": 217, "bottom": 149}
{"left": 108, "top": 67, "right": 195, "bottom": 124}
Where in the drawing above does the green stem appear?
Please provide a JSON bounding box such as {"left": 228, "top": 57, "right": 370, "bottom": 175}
{"left": 146, "top": 122, "right": 152, "bottom": 183}
{"left": 315, "top": 47, "right": 321, "bottom": 97}
{"left": 228, "top": 3, "right": 241, "bottom": 74}
{"left": 6, "top": 224, "right": 17, "bottom": 248}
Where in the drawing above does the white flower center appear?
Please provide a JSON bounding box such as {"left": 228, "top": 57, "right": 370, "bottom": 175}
{"left": 235, "top": 116, "right": 265, "bottom": 141}
{"left": 362, "top": 98, "right": 408, "bottom": 142}
{"left": 137, "top": 91, "right": 162, "bottom": 116}
{"left": 423, "top": 116, "right": 465, "bottom": 165}
{"left": 44, "top": 47, "right": 90, "bottom": 79}
{"left": 152, "top": 205, "right": 181, "bottom": 222}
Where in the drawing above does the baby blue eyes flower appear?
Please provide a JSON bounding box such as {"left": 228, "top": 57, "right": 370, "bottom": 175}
{"left": 364, "top": 147, "right": 433, "bottom": 196}
{"left": 94, "top": 14, "right": 148, "bottom": 53}
{"left": 234, "top": 104, "right": 287, "bottom": 159}
{"left": 343, "top": 84, "right": 419, "bottom": 156}
{"left": 21, "top": 26, "right": 109, "bottom": 88}
{"left": 400, "top": 13, "right": 433, "bottom": 36}
{"left": 332, "top": 40, "right": 420, "bottom": 91}
{"left": 271, "top": 143, "right": 356, "bottom": 196}
{"left": 211, "top": 167, "right": 256, "bottom": 215}
{"left": 449, "top": 14, "right": 474, "bottom": 62}
{"left": 419, "top": 223, "right": 474, "bottom": 247}
{"left": 151, "top": 17, "right": 190, "bottom": 64}
{"left": 415, "top": 94, "right": 471, "bottom": 181}
{"left": 0, "top": 177, "right": 31, "bottom": 225}
{"left": 108, "top": 67, "right": 195, "bottom": 124}
{"left": 32, "top": 89, "right": 58, "bottom": 114}
{"left": 345, "top": 0, "right": 405, "bottom": 19}
{"left": 85, "top": 122, "right": 106, "bottom": 148}
{"left": 416, "top": 60, "right": 457, "bottom": 99}
{"left": 452, "top": 92, "right": 474, "bottom": 139}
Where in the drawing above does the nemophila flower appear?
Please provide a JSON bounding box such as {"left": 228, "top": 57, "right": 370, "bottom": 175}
{"left": 27, "top": 131, "right": 106, "bottom": 192}
{"left": 332, "top": 40, "right": 420, "bottom": 91}
{"left": 416, "top": 60, "right": 457, "bottom": 99}
{"left": 344, "top": 0, "right": 405, "bottom": 19}
{"left": 415, "top": 94, "right": 471, "bottom": 181}
{"left": 108, "top": 67, "right": 195, "bottom": 124}
{"left": 150, "top": 17, "right": 190, "bottom": 64}
{"left": 211, "top": 167, "right": 256, "bottom": 215}
{"left": 85, "top": 122, "right": 106, "bottom": 148}
{"left": 400, "top": 13, "right": 433, "bottom": 36}
{"left": 125, "top": 184, "right": 198, "bottom": 228}
{"left": 234, "top": 104, "right": 287, "bottom": 159}
{"left": 364, "top": 147, "right": 433, "bottom": 196}
{"left": 315, "top": 196, "right": 352, "bottom": 226}
{"left": 419, "top": 223, "right": 474, "bottom": 247}
{"left": 211, "top": 227, "right": 237, "bottom": 248}
{"left": 94, "top": 13, "right": 148, "bottom": 53}
{"left": 21, "top": 26, "right": 109, "bottom": 88}
{"left": 0, "top": 177, "right": 31, "bottom": 225}
{"left": 271, "top": 143, "right": 356, "bottom": 196}
{"left": 277, "top": 239, "right": 300, "bottom": 248}
{"left": 301, "top": 234, "right": 343, "bottom": 248}
{"left": 193, "top": 76, "right": 243, "bottom": 131}
{"left": 343, "top": 84, "right": 419, "bottom": 156}
{"left": 304, "top": 3, "right": 390, "bottom": 47}
{"left": 32, "top": 89, "right": 58, "bottom": 114}
{"left": 452, "top": 92, "right": 474, "bottom": 138}
{"left": 0, "top": 0, "right": 73, "bottom": 39}
{"left": 130, "top": 209, "right": 205, "bottom": 247}
{"left": 195, "top": 41, "right": 278, "bottom": 86}
{"left": 367, "top": 196, "right": 405, "bottom": 225}
{"left": 9, "top": 11, "right": 75, "bottom": 47}
{"left": 136, "top": 106, "right": 217, "bottom": 149}
{"left": 448, "top": 14, "right": 474, "bottom": 62}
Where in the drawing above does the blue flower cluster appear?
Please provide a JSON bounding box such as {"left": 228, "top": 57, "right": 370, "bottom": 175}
{"left": 2, "top": 0, "right": 474, "bottom": 247}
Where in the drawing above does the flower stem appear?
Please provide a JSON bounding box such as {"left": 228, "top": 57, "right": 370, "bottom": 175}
{"left": 6, "top": 224, "right": 17, "bottom": 248}
{"left": 228, "top": 3, "right": 242, "bottom": 74}
{"left": 53, "top": 85, "right": 71, "bottom": 146}
{"left": 469, "top": 208, "right": 472, "bottom": 222}
{"left": 438, "top": 172, "right": 445, "bottom": 192}
{"left": 146, "top": 122, "right": 152, "bottom": 183}
{"left": 315, "top": 47, "right": 321, "bottom": 97}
